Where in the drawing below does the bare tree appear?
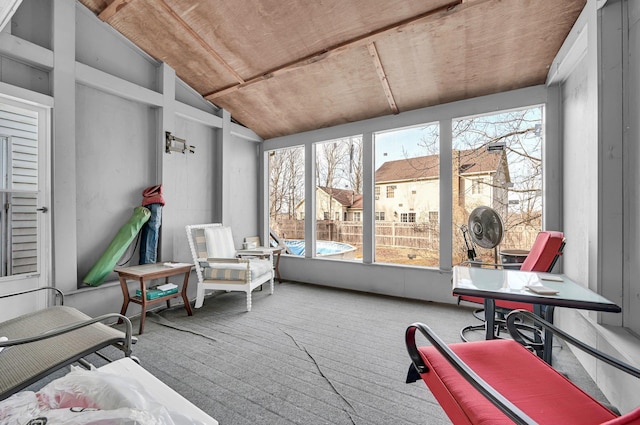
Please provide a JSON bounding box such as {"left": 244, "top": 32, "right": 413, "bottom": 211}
{"left": 315, "top": 136, "right": 364, "bottom": 193}
{"left": 269, "top": 147, "right": 304, "bottom": 220}
{"left": 413, "top": 108, "right": 543, "bottom": 230}
{"left": 453, "top": 109, "right": 543, "bottom": 261}
{"left": 285, "top": 148, "right": 304, "bottom": 219}
{"left": 347, "top": 136, "right": 363, "bottom": 194}
{"left": 316, "top": 140, "right": 348, "bottom": 188}
{"left": 269, "top": 151, "right": 286, "bottom": 220}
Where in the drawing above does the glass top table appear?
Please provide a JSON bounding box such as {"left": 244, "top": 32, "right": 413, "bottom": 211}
{"left": 452, "top": 265, "right": 621, "bottom": 363}
{"left": 452, "top": 266, "right": 621, "bottom": 312}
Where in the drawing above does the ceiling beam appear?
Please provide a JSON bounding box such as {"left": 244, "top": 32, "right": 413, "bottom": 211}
{"left": 204, "top": 0, "right": 463, "bottom": 101}
{"left": 367, "top": 42, "right": 398, "bottom": 114}
{"left": 98, "top": 0, "right": 133, "bottom": 21}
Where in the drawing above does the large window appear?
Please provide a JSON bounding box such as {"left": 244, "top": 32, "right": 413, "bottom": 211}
{"left": 268, "top": 146, "right": 304, "bottom": 251}
{"left": 374, "top": 124, "right": 440, "bottom": 267}
{"left": 314, "top": 136, "right": 363, "bottom": 260}
{"left": 452, "top": 106, "right": 543, "bottom": 265}
{"left": 265, "top": 105, "right": 545, "bottom": 271}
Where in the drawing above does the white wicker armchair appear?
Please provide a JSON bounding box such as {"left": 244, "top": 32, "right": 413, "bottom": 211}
{"left": 185, "top": 223, "right": 274, "bottom": 310}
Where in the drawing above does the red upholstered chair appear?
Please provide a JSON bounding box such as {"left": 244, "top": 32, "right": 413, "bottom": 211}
{"left": 406, "top": 310, "right": 640, "bottom": 425}
{"left": 458, "top": 230, "right": 565, "bottom": 341}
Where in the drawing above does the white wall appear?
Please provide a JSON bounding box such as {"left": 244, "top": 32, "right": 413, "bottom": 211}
{"left": 0, "top": 0, "right": 262, "bottom": 319}
{"left": 624, "top": 0, "right": 640, "bottom": 346}
{"left": 561, "top": 51, "right": 592, "bottom": 293}
{"left": 554, "top": 0, "right": 640, "bottom": 413}
{"left": 221, "top": 130, "right": 262, "bottom": 247}
{"left": 163, "top": 116, "right": 218, "bottom": 263}
{"left": 75, "top": 84, "right": 157, "bottom": 282}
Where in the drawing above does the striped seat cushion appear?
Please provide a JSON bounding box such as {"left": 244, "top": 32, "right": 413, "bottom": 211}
{"left": 202, "top": 258, "right": 271, "bottom": 281}
{"left": 246, "top": 258, "right": 272, "bottom": 278}
{"left": 203, "top": 266, "right": 248, "bottom": 282}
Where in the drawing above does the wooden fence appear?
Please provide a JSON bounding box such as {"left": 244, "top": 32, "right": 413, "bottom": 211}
{"left": 271, "top": 219, "right": 538, "bottom": 252}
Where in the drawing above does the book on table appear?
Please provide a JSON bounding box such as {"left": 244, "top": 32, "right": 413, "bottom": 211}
{"left": 157, "top": 282, "right": 178, "bottom": 291}
{"left": 136, "top": 285, "right": 179, "bottom": 300}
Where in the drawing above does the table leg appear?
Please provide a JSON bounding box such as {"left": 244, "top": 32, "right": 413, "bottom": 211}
{"left": 165, "top": 276, "right": 171, "bottom": 309}
{"left": 484, "top": 298, "right": 496, "bottom": 340}
{"left": 118, "top": 275, "right": 130, "bottom": 324}
{"left": 138, "top": 277, "right": 147, "bottom": 335}
{"left": 181, "top": 271, "right": 193, "bottom": 316}
{"left": 274, "top": 251, "right": 282, "bottom": 283}
{"left": 542, "top": 305, "right": 555, "bottom": 365}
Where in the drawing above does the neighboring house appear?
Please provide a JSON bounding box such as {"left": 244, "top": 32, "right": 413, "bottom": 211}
{"left": 294, "top": 147, "right": 509, "bottom": 224}
{"left": 296, "top": 186, "right": 363, "bottom": 221}
{"left": 374, "top": 148, "right": 510, "bottom": 223}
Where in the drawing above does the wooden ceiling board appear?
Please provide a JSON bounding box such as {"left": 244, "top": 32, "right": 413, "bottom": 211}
{"left": 80, "top": 0, "right": 110, "bottom": 14}
{"left": 375, "top": 0, "right": 585, "bottom": 111}
{"left": 214, "top": 46, "right": 392, "bottom": 139}
{"left": 164, "top": 0, "right": 457, "bottom": 79}
{"left": 101, "top": 0, "right": 239, "bottom": 93}
{"left": 77, "top": 0, "right": 587, "bottom": 139}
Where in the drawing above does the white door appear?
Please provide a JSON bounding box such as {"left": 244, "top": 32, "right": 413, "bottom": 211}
{"left": 0, "top": 98, "right": 50, "bottom": 321}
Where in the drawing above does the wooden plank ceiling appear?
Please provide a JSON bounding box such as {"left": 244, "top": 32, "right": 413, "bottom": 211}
{"left": 79, "top": 0, "right": 586, "bottom": 139}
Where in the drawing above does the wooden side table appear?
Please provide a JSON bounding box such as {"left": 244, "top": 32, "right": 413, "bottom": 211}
{"left": 115, "top": 262, "right": 193, "bottom": 334}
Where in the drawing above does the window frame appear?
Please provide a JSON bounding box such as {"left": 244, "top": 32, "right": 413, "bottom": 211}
{"left": 262, "top": 88, "right": 555, "bottom": 276}
{"left": 471, "top": 178, "right": 485, "bottom": 194}
{"left": 400, "top": 212, "right": 416, "bottom": 223}
{"left": 386, "top": 186, "right": 395, "bottom": 198}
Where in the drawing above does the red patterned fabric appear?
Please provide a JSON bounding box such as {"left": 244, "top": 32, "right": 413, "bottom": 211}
{"left": 141, "top": 185, "right": 165, "bottom": 206}
{"left": 418, "top": 339, "right": 619, "bottom": 425}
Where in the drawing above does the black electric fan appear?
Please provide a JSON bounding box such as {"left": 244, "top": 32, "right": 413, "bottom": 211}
{"left": 466, "top": 206, "right": 504, "bottom": 264}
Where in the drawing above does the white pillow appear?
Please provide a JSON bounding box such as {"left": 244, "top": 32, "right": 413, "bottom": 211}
{"left": 204, "top": 226, "right": 236, "bottom": 258}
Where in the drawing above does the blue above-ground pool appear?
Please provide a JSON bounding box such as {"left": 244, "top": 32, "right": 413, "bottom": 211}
{"left": 283, "top": 240, "right": 357, "bottom": 259}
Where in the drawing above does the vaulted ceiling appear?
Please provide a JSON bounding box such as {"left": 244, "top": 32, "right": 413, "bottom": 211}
{"left": 78, "top": 0, "right": 586, "bottom": 140}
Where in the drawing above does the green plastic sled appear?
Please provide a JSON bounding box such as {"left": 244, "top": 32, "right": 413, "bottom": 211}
{"left": 82, "top": 206, "right": 151, "bottom": 286}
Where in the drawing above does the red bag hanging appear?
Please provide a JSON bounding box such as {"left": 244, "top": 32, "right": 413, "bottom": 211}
{"left": 141, "top": 185, "right": 165, "bottom": 206}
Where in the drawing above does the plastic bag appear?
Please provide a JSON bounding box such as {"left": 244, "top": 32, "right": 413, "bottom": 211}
{"left": 37, "top": 367, "right": 153, "bottom": 410}
{"left": 0, "top": 366, "right": 208, "bottom": 425}
{"left": 0, "top": 390, "right": 40, "bottom": 424}
{"left": 22, "top": 406, "right": 174, "bottom": 425}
